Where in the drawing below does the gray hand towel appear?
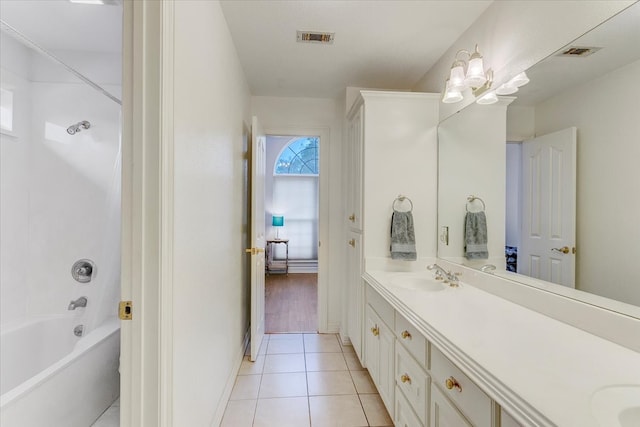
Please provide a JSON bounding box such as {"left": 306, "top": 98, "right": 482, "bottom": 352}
{"left": 465, "top": 211, "right": 488, "bottom": 259}
{"left": 390, "top": 210, "right": 417, "bottom": 261}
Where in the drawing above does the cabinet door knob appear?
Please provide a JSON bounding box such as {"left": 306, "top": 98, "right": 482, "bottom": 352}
{"left": 370, "top": 326, "right": 379, "bottom": 336}
{"left": 400, "top": 374, "right": 411, "bottom": 384}
{"left": 401, "top": 330, "right": 412, "bottom": 340}
{"left": 445, "top": 376, "right": 462, "bottom": 392}
{"left": 348, "top": 239, "right": 356, "bottom": 247}
{"left": 348, "top": 213, "right": 356, "bottom": 222}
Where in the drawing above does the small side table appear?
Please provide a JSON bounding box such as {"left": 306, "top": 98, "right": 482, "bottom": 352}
{"left": 266, "top": 239, "right": 289, "bottom": 275}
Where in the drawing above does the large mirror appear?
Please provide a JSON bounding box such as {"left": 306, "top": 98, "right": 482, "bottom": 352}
{"left": 437, "top": 3, "right": 640, "bottom": 317}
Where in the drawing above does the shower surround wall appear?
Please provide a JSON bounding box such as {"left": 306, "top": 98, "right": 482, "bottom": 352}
{"left": 1, "top": 31, "right": 121, "bottom": 328}
{"left": 0, "top": 29, "right": 121, "bottom": 424}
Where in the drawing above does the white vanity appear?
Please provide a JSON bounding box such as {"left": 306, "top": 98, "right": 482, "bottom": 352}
{"left": 358, "top": 264, "right": 640, "bottom": 426}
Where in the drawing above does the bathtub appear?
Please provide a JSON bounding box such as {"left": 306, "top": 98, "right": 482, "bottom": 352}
{"left": 1, "top": 315, "right": 120, "bottom": 427}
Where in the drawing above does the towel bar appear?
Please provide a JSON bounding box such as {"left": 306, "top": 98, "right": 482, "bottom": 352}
{"left": 393, "top": 195, "right": 414, "bottom": 212}
{"left": 466, "top": 195, "right": 486, "bottom": 212}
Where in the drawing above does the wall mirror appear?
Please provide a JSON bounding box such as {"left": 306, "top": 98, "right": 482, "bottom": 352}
{"left": 437, "top": 2, "right": 640, "bottom": 318}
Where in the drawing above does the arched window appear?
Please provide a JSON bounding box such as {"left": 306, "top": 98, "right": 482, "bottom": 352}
{"left": 274, "top": 137, "right": 319, "bottom": 175}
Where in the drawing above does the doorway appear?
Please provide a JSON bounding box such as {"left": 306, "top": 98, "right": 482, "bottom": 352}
{"left": 265, "top": 135, "right": 320, "bottom": 333}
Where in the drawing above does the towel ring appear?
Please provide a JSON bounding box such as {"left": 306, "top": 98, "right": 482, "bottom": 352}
{"left": 393, "top": 195, "right": 413, "bottom": 212}
{"left": 466, "top": 195, "right": 486, "bottom": 212}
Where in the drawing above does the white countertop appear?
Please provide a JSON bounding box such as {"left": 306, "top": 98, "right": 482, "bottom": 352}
{"left": 363, "top": 268, "right": 640, "bottom": 427}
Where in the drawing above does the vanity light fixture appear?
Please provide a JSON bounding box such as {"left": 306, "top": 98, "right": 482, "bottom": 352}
{"left": 476, "top": 91, "right": 498, "bottom": 105}
{"left": 442, "top": 79, "right": 464, "bottom": 104}
{"left": 442, "top": 44, "right": 493, "bottom": 103}
{"left": 495, "top": 71, "right": 530, "bottom": 95}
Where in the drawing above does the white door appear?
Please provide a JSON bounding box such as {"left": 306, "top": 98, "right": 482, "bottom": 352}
{"left": 519, "top": 127, "right": 576, "bottom": 287}
{"left": 248, "top": 116, "right": 266, "bottom": 361}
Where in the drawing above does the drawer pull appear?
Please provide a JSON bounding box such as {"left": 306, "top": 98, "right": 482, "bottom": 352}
{"left": 348, "top": 239, "right": 356, "bottom": 247}
{"left": 370, "top": 326, "right": 379, "bottom": 336}
{"left": 400, "top": 374, "right": 411, "bottom": 384}
{"left": 445, "top": 376, "right": 462, "bottom": 392}
{"left": 401, "top": 330, "right": 412, "bottom": 340}
{"left": 349, "top": 213, "right": 356, "bottom": 222}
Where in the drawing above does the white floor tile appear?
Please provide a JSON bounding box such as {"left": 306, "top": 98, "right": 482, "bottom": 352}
{"left": 230, "top": 375, "right": 261, "bottom": 400}
{"left": 359, "top": 394, "right": 394, "bottom": 426}
{"left": 351, "top": 370, "right": 378, "bottom": 394}
{"left": 344, "top": 352, "right": 366, "bottom": 371}
{"left": 309, "top": 395, "right": 368, "bottom": 427}
{"left": 305, "top": 352, "right": 348, "bottom": 371}
{"left": 304, "top": 334, "right": 342, "bottom": 353}
{"left": 307, "top": 371, "right": 357, "bottom": 396}
{"left": 259, "top": 372, "right": 308, "bottom": 398}
{"left": 254, "top": 397, "right": 310, "bottom": 427}
{"left": 263, "top": 353, "right": 306, "bottom": 373}
{"left": 238, "top": 355, "right": 266, "bottom": 375}
{"left": 267, "top": 338, "right": 305, "bottom": 354}
{"left": 220, "top": 399, "right": 256, "bottom": 427}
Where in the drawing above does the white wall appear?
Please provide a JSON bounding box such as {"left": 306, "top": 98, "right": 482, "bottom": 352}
{"left": 534, "top": 59, "right": 640, "bottom": 306}
{"left": 171, "top": 1, "right": 252, "bottom": 424}
{"left": 0, "top": 33, "right": 121, "bottom": 328}
{"left": 252, "top": 95, "right": 344, "bottom": 331}
{"left": 413, "top": 0, "right": 634, "bottom": 120}
{"left": 1, "top": 34, "right": 32, "bottom": 323}
{"left": 360, "top": 92, "right": 440, "bottom": 261}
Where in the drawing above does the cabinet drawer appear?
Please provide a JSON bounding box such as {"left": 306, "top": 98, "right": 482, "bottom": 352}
{"left": 395, "top": 343, "right": 429, "bottom": 424}
{"left": 365, "top": 283, "right": 394, "bottom": 329}
{"left": 395, "top": 385, "right": 424, "bottom": 427}
{"left": 431, "top": 347, "right": 492, "bottom": 427}
{"left": 395, "top": 313, "right": 429, "bottom": 369}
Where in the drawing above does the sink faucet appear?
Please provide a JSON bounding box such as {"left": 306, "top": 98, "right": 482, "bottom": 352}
{"left": 427, "top": 264, "right": 460, "bottom": 287}
{"left": 68, "top": 296, "right": 88, "bottom": 310}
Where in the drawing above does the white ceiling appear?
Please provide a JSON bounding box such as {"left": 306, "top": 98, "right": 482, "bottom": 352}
{"left": 0, "top": 0, "right": 122, "bottom": 53}
{"left": 220, "top": 0, "right": 493, "bottom": 98}
{"left": 512, "top": 2, "right": 640, "bottom": 107}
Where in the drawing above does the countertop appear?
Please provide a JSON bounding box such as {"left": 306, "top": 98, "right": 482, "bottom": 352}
{"left": 363, "top": 268, "right": 640, "bottom": 426}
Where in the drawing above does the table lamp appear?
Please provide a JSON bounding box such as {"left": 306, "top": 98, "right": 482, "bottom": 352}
{"left": 272, "top": 215, "right": 284, "bottom": 239}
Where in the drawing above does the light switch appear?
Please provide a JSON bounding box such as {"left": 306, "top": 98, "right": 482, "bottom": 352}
{"left": 440, "top": 226, "right": 449, "bottom": 245}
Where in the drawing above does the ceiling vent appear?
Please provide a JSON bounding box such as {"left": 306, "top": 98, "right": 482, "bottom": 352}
{"left": 557, "top": 46, "right": 602, "bottom": 57}
{"left": 296, "top": 31, "right": 334, "bottom": 44}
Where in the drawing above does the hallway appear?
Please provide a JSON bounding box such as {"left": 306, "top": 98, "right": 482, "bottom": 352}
{"left": 266, "top": 273, "right": 317, "bottom": 333}
{"left": 222, "top": 334, "right": 393, "bottom": 427}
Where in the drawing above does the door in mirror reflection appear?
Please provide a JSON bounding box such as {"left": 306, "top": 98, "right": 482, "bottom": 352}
{"left": 510, "top": 127, "right": 576, "bottom": 287}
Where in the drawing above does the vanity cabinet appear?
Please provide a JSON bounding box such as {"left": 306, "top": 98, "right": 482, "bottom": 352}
{"left": 364, "top": 303, "right": 395, "bottom": 415}
{"left": 364, "top": 281, "right": 502, "bottom": 427}
{"left": 346, "top": 231, "right": 363, "bottom": 360}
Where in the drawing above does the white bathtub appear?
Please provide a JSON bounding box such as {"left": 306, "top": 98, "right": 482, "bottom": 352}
{"left": 0, "top": 315, "right": 120, "bottom": 427}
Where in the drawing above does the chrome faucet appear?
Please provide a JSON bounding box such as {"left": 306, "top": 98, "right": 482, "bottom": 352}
{"left": 68, "top": 296, "right": 88, "bottom": 310}
{"left": 427, "top": 264, "right": 460, "bottom": 287}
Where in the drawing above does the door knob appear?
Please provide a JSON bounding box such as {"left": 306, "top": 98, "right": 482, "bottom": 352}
{"left": 348, "top": 239, "right": 356, "bottom": 247}
{"left": 551, "top": 246, "right": 570, "bottom": 254}
{"left": 348, "top": 214, "right": 356, "bottom": 222}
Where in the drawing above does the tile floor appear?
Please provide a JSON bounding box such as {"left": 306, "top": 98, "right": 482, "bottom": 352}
{"left": 91, "top": 334, "right": 391, "bottom": 427}
{"left": 222, "top": 333, "right": 393, "bottom": 427}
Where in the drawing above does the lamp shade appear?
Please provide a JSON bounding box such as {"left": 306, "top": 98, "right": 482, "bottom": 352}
{"left": 448, "top": 61, "right": 466, "bottom": 90}
{"left": 464, "top": 55, "right": 487, "bottom": 88}
{"left": 511, "top": 72, "right": 530, "bottom": 87}
{"left": 476, "top": 91, "right": 498, "bottom": 105}
{"left": 442, "top": 79, "right": 463, "bottom": 104}
{"left": 272, "top": 215, "right": 284, "bottom": 227}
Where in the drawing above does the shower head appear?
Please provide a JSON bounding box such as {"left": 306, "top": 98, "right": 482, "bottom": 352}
{"left": 67, "top": 120, "right": 91, "bottom": 135}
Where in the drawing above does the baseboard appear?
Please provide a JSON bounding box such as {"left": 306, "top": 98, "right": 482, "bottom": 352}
{"left": 210, "top": 326, "right": 250, "bottom": 427}
{"left": 325, "top": 320, "right": 341, "bottom": 334}
{"left": 338, "top": 331, "right": 352, "bottom": 346}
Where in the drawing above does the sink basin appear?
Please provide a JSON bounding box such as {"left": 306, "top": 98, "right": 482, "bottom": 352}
{"left": 590, "top": 385, "right": 640, "bottom": 427}
{"left": 388, "top": 274, "right": 446, "bottom": 292}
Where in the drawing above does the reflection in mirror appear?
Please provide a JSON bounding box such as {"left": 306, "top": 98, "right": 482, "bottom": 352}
{"left": 437, "top": 3, "right": 640, "bottom": 316}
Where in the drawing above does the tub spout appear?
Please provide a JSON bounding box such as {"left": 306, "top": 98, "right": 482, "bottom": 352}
{"left": 68, "top": 296, "right": 88, "bottom": 310}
